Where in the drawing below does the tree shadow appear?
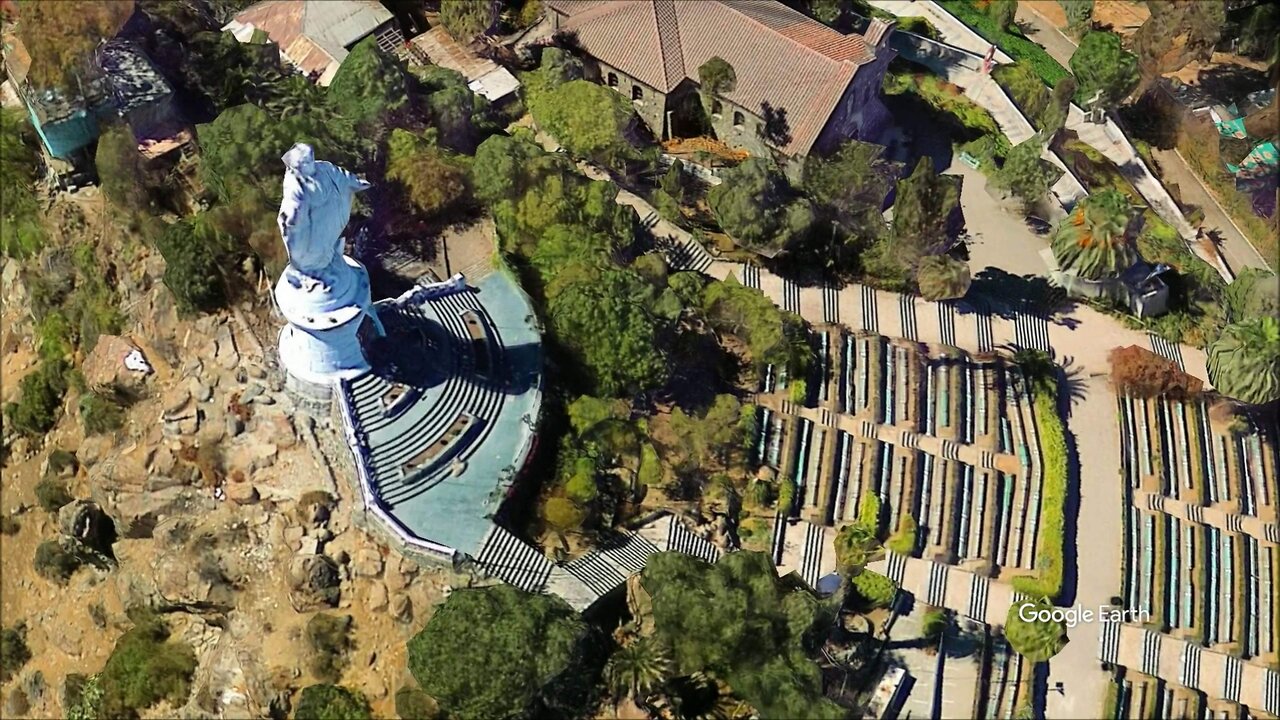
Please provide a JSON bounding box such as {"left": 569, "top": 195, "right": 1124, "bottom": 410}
{"left": 1055, "top": 356, "right": 1092, "bottom": 416}
{"left": 968, "top": 267, "right": 1077, "bottom": 323}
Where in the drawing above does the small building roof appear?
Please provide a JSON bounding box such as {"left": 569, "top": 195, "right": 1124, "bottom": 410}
{"left": 97, "top": 39, "right": 171, "bottom": 116}
{"left": 225, "top": 0, "right": 391, "bottom": 81}
{"left": 410, "top": 26, "right": 521, "bottom": 102}
{"left": 544, "top": 0, "right": 879, "bottom": 156}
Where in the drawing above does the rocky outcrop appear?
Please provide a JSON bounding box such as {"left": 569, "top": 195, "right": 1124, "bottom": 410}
{"left": 287, "top": 554, "right": 341, "bottom": 611}
{"left": 57, "top": 500, "right": 116, "bottom": 557}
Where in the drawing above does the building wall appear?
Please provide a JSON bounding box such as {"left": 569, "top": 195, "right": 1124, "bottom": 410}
{"left": 704, "top": 94, "right": 774, "bottom": 160}
{"left": 583, "top": 59, "right": 668, "bottom": 140}
{"left": 812, "top": 45, "right": 895, "bottom": 155}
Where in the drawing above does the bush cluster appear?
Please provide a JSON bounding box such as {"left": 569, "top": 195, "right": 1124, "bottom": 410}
{"left": 850, "top": 570, "right": 897, "bottom": 608}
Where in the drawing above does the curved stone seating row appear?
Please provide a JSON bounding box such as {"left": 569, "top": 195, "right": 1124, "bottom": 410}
{"left": 348, "top": 290, "right": 509, "bottom": 509}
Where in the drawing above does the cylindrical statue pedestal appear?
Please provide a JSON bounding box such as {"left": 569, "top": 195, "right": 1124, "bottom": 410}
{"left": 275, "top": 255, "right": 383, "bottom": 402}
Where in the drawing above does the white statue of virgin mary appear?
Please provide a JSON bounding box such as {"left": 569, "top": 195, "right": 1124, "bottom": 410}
{"left": 277, "top": 143, "right": 371, "bottom": 290}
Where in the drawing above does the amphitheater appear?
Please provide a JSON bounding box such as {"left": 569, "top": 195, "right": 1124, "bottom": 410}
{"left": 1103, "top": 393, "right": 1279, "bottom": 718}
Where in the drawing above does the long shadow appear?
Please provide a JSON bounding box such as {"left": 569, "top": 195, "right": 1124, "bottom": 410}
{"left": 969, "top": 267, "right": 1079, "bottom": 327}
{"left": 1055, "top": 362, "right": 1083, "bottom": 609}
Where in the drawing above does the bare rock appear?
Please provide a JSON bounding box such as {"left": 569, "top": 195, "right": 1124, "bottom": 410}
{"left": 111, "top": 487, "right": 205, "bottom": 539}
{"left": 190, "top": 378, "right": 214, "bottom": 403}
{"left": 351, "top": 549, "right": 383, "bottom": 578}
{"left": 298, "top": 537, "right": 320, "bottom": 555}
{"left": 287, "top": 554, "right": 341, "bottom": 611}
{"left": 366, "top": 581, "right": 388, "bottom": 611}
{"left": 163, "top": 389, "right": 193, "bottom": 416}
{"left": 389, "top": 593, "right": 412, "bottom": 623}
{"left": 57, "top": 500, "right": 116, "bottom": 555}
{"left": 148, "top": 445, "right": 176, "bottom": 476}
{"left": 5, "top": 688, "right": 30, "bottom": 718}
{"left": 226, "top": 415, "right": 244, "bottom": 438}
{"left": 226, "top": 482, "right": 259, "bottom": 505}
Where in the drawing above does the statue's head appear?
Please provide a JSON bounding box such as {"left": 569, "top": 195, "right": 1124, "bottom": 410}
{"left": 282, "top": 142, "right": 317, "bottom": 178}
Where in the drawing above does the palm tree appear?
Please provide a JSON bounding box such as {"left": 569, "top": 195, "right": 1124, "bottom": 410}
{"left": 1050, "top": 189, "right": 1138, "bottom": 280}
{"left": 604, "top": 636, "right": 672, "bottom": 704}
{"left": 916, "top": 255, "right": 972, "bottom": 301}
{"left": 1207, "top": 317, "right": 1280, "bottom": 405}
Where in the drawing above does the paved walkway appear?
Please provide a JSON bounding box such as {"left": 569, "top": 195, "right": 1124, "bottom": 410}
{"left": 870, "top": 0, "right": 1237, "bottom": 282}
{"left": 1016, "top": 2, "right": 1271, "bottom": 274}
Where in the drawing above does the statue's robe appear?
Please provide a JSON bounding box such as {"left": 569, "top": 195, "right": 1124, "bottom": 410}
{"left": 278, "top": 160, "right": 370, "bottom": 287}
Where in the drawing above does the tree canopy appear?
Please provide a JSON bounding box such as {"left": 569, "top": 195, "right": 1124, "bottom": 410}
{"left": 698, "top": 56, "right": 738, "bottom": 96}
{"left": 992, "top": 136, "right": 1063, "bottom": 206}
{"left": 700, "top": 278, "right": 810, "bottom": 376}
{"left": 641, "top": 551, "right": 845, "bottom": 719}
{"left": 1131, "top": 1, "right": 1224, "bottom": 83}
{"left": 529, "top": 78, "right": 652, "bottom": 170}
{"left": 802, "top": 139, "right": 898, "bottom": 237}
{"left": 15, "top": 0, "right": 133, "bottom": 90}
{"left": 407, "top": 585, "right": 588, "bottom": 720}
{"left": 293, "top": 684, "right": 372, "bottom": 720}
{"left": 1207, "top": 317, "right": 1280, "bottom": 406}
{"left": 0, "top": 109, "right": 45, "bottom": 259}
{"left": 891, "top": 156, "right": 962, "bottom": 259}
{"left": 439, "top": 0, "right": 496, "bottom": 42}
{"left": 385, "top": 129, "right": 471, "bottom": 219}
{"left": 1070, "top": 31, "right": 1140, "bottom": 107}
{"left": 327, "top": 36, "right": 411, "bottom": 131}
{"left": 709, "top": 159, "right": 815, "bottom": 256}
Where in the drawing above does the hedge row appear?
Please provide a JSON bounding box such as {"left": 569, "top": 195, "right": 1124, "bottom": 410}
{"left": 935, "top": 0, "right": 1071, "bottom": 87}
{"left": 1010, "top": 389, "right": 1067, "bottom": 601}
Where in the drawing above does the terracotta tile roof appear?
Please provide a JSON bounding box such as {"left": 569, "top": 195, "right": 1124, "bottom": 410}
{"left": 228, "top": 0, "right": 391, "bottom": 79}
{"left": 545, "top": 0, "right": 877, "bottom": 155}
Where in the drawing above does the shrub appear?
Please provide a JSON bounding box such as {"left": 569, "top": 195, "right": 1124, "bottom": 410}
{"left": 152, "top": 217, "right": 231, "bottom": 314}
{"left": 294, "top": 684, "right": 372, "bottom": 720}
{"left": 858, "top": 492, "right": 882, "bottom": 534}
{"left": 65, "top": 674, "right": 103, "bottom": 720}
{"left": 886, "top": 513, "right": 918, "bottom": 555}
{"left": 5, "top": 359, "right": 70, "bottom": 436}
{"left": 0, "top": 516, "right": 18, "bottom": 535}
{"left": 0, "top": 626, "right": 31, "bottom": 683}
{"left": 33, "top": 539, "right": 87, "bottom": 583}
{"left": 35, "top": 478, "right": 74, "bottom": 514}
{"left": 1005, "top": 599, "right": 1068, "bottom": 661}
{"left": 850, "top": 570, "right": 897, "bottom": 608}
{"left": 98, "top": 613, "right": 197, "bottom": 717}
{"left": 47, "top": 449, "right": 78, "bottom": 475}
{"left": 1010, "top": 386, "right": 1066, "bottom": 601}
{"left": 394, "top": 686, "right": 440, "bottom": 720}
{"left": 79, "top": 391, "right": 126, "bottom": 435}
{"left": 306, "top": 614, "right": 353, "bottom": 683}
{"left": 777, "top": 479, "right": 797, "bottom": 515}
{"left": 993, "top": 62, "right": 1049, "bottom": 124}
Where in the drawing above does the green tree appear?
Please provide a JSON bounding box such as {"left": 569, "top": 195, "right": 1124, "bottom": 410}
{"left": 153, "top": 217, "right": 232, "bottom": 314}
{"left": 439, "top": 0, "right": 496, "bottom": 41}
{"left": 987, "top": 0, "right": 1018, "bottom": 31}
{"left": 15, "top": 0, "right": 133, "bottom": 90}
{"left": 1131, "top": 1, "right": 1225, "bottom": 83}
{"left": 993, "top": 136, "right": 1063, "bottom": 206}
{"left": 393, "top": 686, "right": 440, "bottom": 720}
{"left": 1059, "top": 0, "right": 1093, "bottom": 33}
{"left": 407, "top": 585, "right": 588, "bottom": 720}
{"left": 96, "top": 124, "right": 158, "bottom": 216}
{"left": 709, "top": 158, "right": 814, "bottom": 256}
{"left": 1005, "top": 600, "right": 1068, "bottom": 662}
{"left": 993, "top": 62, "right": 1050, "bottom": 124}
{"left": 328, "top": 36, "right": 411, "bottom": 131}
{"left": 1050, "top": 189, "right": 1137, "bottom": 279}
{"left": 603, "top": 637, "right": 673, "bottom": 703}
{"left": 543, "top": 495, "right": 588, "bottom": 532}
{"left": 1222, "top": 268, "right": 1279, "bottom": 324}
{"left": 1040, "top": 76, "right": 1077, "bottom": 138}
{"left": 426, "top": 84, "right": 490, "bottom": 153}
{"left": 1207, "top": 317, "right": 1280, "bottom": 406}
{"left": 922, "top": 608, "right": 949, "bottom": 649}
{"left": 5, "top": 359, "right": 70, "bottom": 437}
{"left": 0, "top": 109, "right": 45, "bottom": 259}
{"left": 892, "top": 156, "right": 962, "bottom": 259}
{"left": 641, "top": 551, "right": 845, "bottom": 719}
{"left": 181, "top": 30, "right": 284, "bottom": 115}
{"left": 0, "top": 626, "right": 31, "bottom": 683}
{"left": 546, "top": 266, "right": 670, "bottom": 396}
{"left": 385, "top": 129, "right": 470, "bottom": 218}
{"left": 294, "top": 684, "right": 372, "bottom": 720}
{"left": 98, "top": 613, "right": 198, "bottom": 718}
{"left": 700, "top": 279, "right": 810, "bottom": 375}
{"left": 916, "top": 254, "right": 972, "bottom": 301}
{"left": 698, "top": 56, "right": 737, "bottom": 99}
{"left": 1070, "top": 31, "right": 1140, "bottom": 107}
{"left": 833, "top": 521, "right": 878, "bottom": 576}
{"left": 802, "top": 139, "right": 897, "bottom": 240}
{"left": 531, "top": 79, "right": 651, "bottom": 170}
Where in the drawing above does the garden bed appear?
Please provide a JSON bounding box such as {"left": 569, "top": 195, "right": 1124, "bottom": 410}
{"left": 934, "top": 0, "right": 1071, "bottom": 87}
